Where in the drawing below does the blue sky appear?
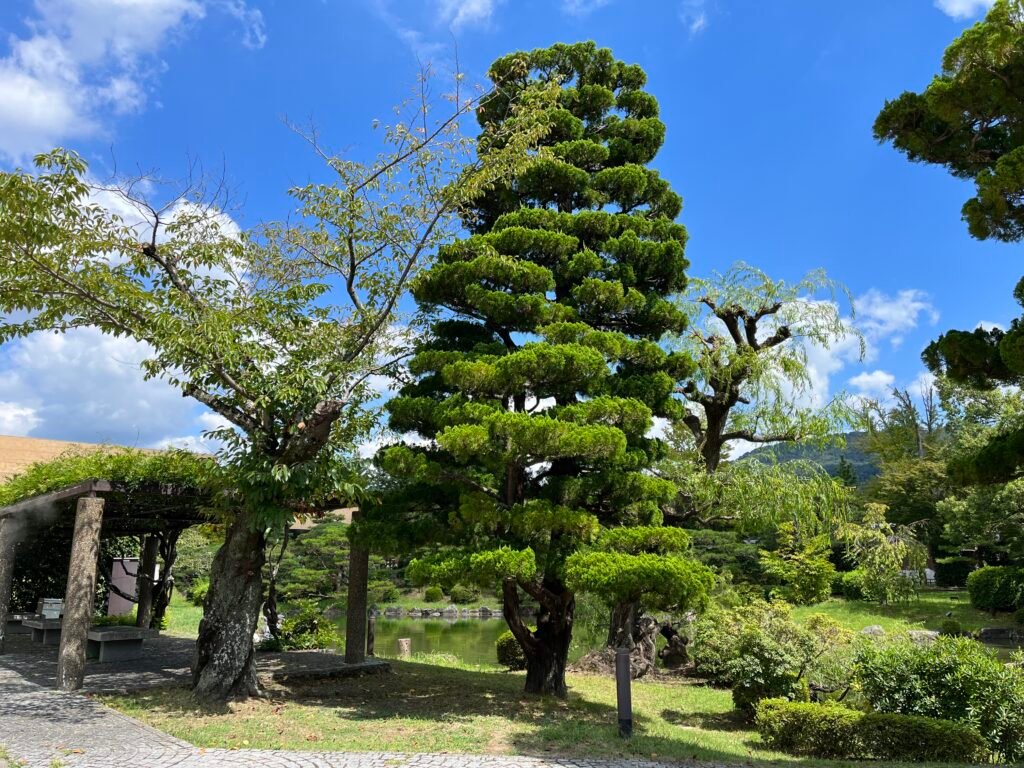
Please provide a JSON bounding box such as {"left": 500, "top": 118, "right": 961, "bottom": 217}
{"left": 0, "top": 0, "right": 1016, "bottom": 448}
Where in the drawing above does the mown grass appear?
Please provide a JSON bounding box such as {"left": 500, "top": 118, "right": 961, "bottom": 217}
{"left": 792, "top": 589, "right": 1015, "bottom": 633}
{"left": 164, "top": 590, "right": 203, "bottom": 638}
{"left": 103, "top": 658, "right": 977, "bottom": 768}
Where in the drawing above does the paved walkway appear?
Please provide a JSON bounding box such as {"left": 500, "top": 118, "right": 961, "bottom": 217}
{"left": 0, "top": 634, "right": 692, "bottom": 768}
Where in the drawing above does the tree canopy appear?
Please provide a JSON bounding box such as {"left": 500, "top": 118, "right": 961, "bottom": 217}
{"left": 374, "top": 42, "right": 712, "bottom": 695}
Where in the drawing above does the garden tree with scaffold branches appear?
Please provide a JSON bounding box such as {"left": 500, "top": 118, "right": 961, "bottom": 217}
{"left": 666, "top": 263, "right": 860, "bottom": 475}
{"left": 371, "top": 41, "right": 714, "bottom": 696}
{"left": 0, "top": 65, "right": 554, "bottom": 700}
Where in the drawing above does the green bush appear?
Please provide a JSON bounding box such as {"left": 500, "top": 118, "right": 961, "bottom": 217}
{"left": 92, "top": 607, "right": 168, "bottom": 630}
{"left": 691, "top": 601, "right": 853, "bottom": 713}
{"left": 760, "top": 524, "right": 835, "bottom": 606}
{"left": 966, "top": 565, "right": 1023, "bottom": 613}
{"left": 448, "top": 584, "right": 479, "bottom": 604}
{"left": 933, "top": 557, "right": 974, "bottom": 588}
{"left": 939, "top": 618, "right": 962, "bottom": 635}
{"left": 423, "top": 586, "right": 444, "bottom": 603}
{"left": 368, "top": 579, "right": 399, "bottom": 604}
{"left": 755, "top": 699, "right": 861, "bottom": 759}
{"left": 259, "top": 600, "right": 342, "bottom": 651}
{"left": 496, "top": 629, "right": 526, "bottom": 670}
{"left": 856, "top": 636, "right": 1024, "bottom": 761}
{"left": 858, "top": 712, "right": 986, "bottom": 763}
{"left": 1014, "top": 606, "right": 1024, "bottom": 627}
{"left": 755, "top": 698, "right": 986, "bottom": 762}
{"left": 187, "top": 579, "right": 209, "bottom": 607}
{"left": 832, "top": 569, "right": 865, "bottom": 600}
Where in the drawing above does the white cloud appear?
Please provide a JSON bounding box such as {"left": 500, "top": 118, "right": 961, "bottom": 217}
{"left": 561, "top": 0, "right": 613, "bottom": 16}
{"left": 935, "top": 0, "right": 994, "bottom": 19}
{"left": 849, "top": 369, "right": 896, "bottom": 399}
{"left": 0, "top": 327, "right": 204, "bottom": 445}
{"left": 437, "top": 0, "right": 499, "bottom": 28}
{"left": 0, "top": 0, "right": 265, "bottom": 161}
{"left": 0, "top": 402, "right": 41, "bottom": 435}
{"left": 855, "top": 288, "right": 939, "bottom": 349}
{"left": 977, "top": 319, "right": 1005, "bottom": 332}
{"left": 680, "top": 0, "right": 708, "bottom": 36}
{"left": 907, "top": 370, "right": 937, "bottom": 398}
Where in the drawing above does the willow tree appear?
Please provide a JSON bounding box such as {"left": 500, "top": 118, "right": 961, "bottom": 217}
{"left": 0, "top": 67, "right": 550, "bottom": 699}
{"left": 376, "top": 42, "right": 711, "bottom": 696}
{"left": 668, "top": 263, "right": 858, "bottom": 474}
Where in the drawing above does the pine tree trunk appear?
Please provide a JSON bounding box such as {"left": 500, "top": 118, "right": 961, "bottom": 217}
{"left": 503, "top": 577, "right": 574, "bottom": 697}
{"left": 192, "top": 509, "right": 266, "bottom": 700}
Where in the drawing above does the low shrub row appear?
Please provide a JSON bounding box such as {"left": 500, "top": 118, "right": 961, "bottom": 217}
{"left": 755, "top": 699, "right": 986, "bottom": 762}
{"left": 933, "top": 556, "right": 974, "bottom": 588}
{"left": 966, "top": 565, "right": 1024, "bottom": 613}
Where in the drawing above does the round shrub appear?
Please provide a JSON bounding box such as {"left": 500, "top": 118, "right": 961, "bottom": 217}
{"left": 832, "top": 569, "right": 865, "bottom": 600}
{"left": 1014, "top": 607, "right": 1024, "bottom": 627}
{"left": 187, "top": 579, "right": 209, "bottom": 607}
{"left": 933, "top": 557, "right": 974, "bottom": 588}
{"left": 448, "top": 584, "right": 479, "bottom": 604}
{"left": 261, "top": 600, "right": 341, "bottom": 651}
{"left": 368, "top": 579, "right": 399, "bottom": 604}
{"left": 423, "top": 586, "right": 444, "bottom": 603}
{"left": 966, "top": 565, "right": 1023, "bottom": 613}
{"left": 939, "top": 618, "right": 962, "bottom": 636}
{"left": 496, "top": 630, "right": 526, "bottom": 670}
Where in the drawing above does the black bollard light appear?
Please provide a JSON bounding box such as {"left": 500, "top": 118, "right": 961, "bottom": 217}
{"left": 615, "top": 646, "right": 633, "bottom": 738}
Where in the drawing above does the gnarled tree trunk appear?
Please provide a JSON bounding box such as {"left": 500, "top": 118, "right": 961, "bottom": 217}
{"left": 607, "top": 599, "right": 658, "bottom": 678}
{"left": 192, "top": 509, "right": 266, "bottom": 699}
{"left": 503, "top": 577, "right": 574, "bottom": 697}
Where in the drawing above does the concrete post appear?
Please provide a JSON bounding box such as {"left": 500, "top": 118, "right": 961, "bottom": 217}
{"left": 344, "top": 510, "right": 369, "bottom": 665}
{"left": 135, "top": 535, "right": 159, "bottom": 628}
{"left": 0, "top": 518, "right": 19, "bottom": 654}
{"left": 57, "top": 496, "right": 104, "bottom": 691}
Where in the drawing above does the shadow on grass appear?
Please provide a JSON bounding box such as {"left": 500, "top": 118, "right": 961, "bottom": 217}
{"left": 111, "top": 660, "right": 788, "bottom": 765}
{"left": 661, "top": 708, "right": 749, "bottom": 733}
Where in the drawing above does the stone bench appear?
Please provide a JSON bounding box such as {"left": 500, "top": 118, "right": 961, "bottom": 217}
{"left": 23, "top": 617, "right": 63, "bottom": 645}
{"left": 86, "top": 627, "right": 159, "bottom": 662}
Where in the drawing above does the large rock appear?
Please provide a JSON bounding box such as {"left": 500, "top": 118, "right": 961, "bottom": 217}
{"left": 860, "top": 624, "right": 886, "bottom": 637}
{"left": 908, "top": 629, "right": 939, "bottom": 644}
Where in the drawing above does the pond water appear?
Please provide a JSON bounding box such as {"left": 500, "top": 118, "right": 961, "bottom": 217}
{"left": 332, "top": 617, "right": 605, "bottom": 667}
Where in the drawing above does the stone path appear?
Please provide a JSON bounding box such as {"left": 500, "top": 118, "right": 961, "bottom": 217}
{"left": 0, "top": 646, "right": 695, "bottom": 768}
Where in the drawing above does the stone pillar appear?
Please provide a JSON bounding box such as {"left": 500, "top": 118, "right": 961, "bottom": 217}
{"left": 0, "top": 518, "right": 20, "bottom": 654}
{"left": 135, "top": 535, "right": 159, "bottom": 628}
{"left": 344, "top": 511, "right": 369, "bottom": 665}
{"left": 57, "top": 496, "right": 104, "bottom": 691}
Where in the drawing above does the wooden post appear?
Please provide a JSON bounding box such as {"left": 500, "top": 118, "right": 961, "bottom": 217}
{"left": 0, "top": 518, "right": 19, "bottom": 654}
{"left": 366, "top": 610, "right": 376, "bottom": 657}
{"left": 135, "top": 534, "right": 159, "bottom": 628}
{"left": 57, "top": 496, "right": 104, "bottom": 691}
{"left": 344, "top": 510, "right": 369, "bottom": 665}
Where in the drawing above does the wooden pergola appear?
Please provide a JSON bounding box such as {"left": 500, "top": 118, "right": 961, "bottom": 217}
{"left": 0, "top": 478, "right": 208, "bottom": 690}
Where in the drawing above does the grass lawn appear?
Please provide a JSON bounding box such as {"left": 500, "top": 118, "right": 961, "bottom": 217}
{"left": 792, "top": 589, "right": 1015, "bottom": 633}
{"left": 101, "top": 658, "right": 976, "bottom": 768}
{"left": 164, "top": 590, "right": 203, "bottom": 637}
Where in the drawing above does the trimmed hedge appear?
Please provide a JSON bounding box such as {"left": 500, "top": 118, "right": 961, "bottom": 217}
{"left": 966, "top": 565, "right": 1024, "bottom": 613}
{"left": 755, "top": 699, "right": 986, "bottom": 762}
{"left": 859, "top": 712, "right": 986, "bottom": 763}
{"left": 449, "top": 584, "right": 479, "bottom": 604}
{"left": 934, "top": 557, "right": 974, "bottom": 588}
{"left": 496, "top": 630, "right": 526, "bottom": 670}
{"left": 423, "top": 586, "right": 444, "bottom": 603}
{"left": 832, "top": 569, "right": 865, "bottom": 600}
{"left": 755, "top": 699, "right": 861, "bottom": 759}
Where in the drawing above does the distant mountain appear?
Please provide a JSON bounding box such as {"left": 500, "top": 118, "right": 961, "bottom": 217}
{"left": 742, "top": 431, "right": 879, "bottom": 487}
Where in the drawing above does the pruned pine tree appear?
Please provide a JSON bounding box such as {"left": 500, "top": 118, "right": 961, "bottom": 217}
{"left": 375, "top": 42, "right": 711, "bottom": 696}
